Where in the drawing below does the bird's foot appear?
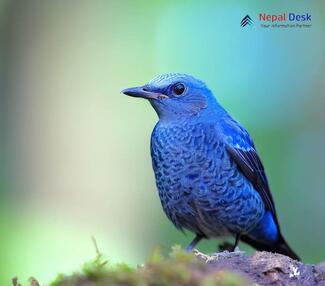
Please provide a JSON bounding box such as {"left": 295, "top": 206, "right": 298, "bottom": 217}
{"left": 194, "top": 249, "right": 245, "bottom": 263}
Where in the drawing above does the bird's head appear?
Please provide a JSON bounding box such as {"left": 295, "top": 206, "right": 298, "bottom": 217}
{"left": 122, "top": 73, "right": 218, "bottom": 120}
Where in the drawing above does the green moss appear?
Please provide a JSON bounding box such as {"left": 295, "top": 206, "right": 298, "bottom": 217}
{"left": 49, "top": 246, "right": 248, "bottom": 286}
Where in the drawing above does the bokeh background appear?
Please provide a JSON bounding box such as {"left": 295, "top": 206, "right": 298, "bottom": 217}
{"left": 0, "top": 0, "right": 324, "bottom": 284}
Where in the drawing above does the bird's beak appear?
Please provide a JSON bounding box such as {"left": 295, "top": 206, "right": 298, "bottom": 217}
{"left": 121, "top": 86, "right": 168, "bottom": 100}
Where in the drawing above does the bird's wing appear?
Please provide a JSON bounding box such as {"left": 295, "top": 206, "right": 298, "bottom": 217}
{"left": 220, "top": 115, "right": 278, "bottom": 221}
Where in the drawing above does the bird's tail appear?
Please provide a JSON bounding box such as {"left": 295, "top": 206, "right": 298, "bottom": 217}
{"left": 241, "top": 233, "right": 300, "bottom": 261}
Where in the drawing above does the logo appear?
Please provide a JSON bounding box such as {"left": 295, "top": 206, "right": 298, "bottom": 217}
{"left": 240, "top": 13, "right": 312, "bottom": 29}
{"left": 240, "top": 15, "right": 253, "bottom": 27}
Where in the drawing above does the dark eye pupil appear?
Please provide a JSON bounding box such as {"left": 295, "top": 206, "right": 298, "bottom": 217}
{"left": 173, "top": 83, "right": 185, "bottom": 95}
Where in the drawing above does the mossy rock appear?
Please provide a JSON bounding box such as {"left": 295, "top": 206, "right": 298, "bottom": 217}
{"left": 13, "top": 245, "right": 325, "bottom": 286}
{"left": 49, "top": 246, "right": 248, "bottom": 286}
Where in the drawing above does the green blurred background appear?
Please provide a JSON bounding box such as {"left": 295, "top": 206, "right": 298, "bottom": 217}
{"left": 0, "top": 0, "right": 324, "bottom": 284}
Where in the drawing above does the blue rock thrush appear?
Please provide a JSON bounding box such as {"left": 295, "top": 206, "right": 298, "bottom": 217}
{"left": 122, "top": 73, "right": 299, "bottom": 260}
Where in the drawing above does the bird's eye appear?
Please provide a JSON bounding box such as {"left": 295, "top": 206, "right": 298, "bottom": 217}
{"left": 172, "top": 83, "right": 185, "bottom": 96}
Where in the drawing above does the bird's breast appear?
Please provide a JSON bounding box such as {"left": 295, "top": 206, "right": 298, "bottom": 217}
{"left": 150, "top": 122, "right": 226, "bottom": 192}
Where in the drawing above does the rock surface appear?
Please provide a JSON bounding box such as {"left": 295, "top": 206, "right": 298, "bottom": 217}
{"left": 195, "top": 250, "right": 325, "bottom": 286}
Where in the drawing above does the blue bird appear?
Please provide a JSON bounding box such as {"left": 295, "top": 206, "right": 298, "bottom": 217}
{"left": 122, "top": 73, "right": 299, "bottom": 260}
